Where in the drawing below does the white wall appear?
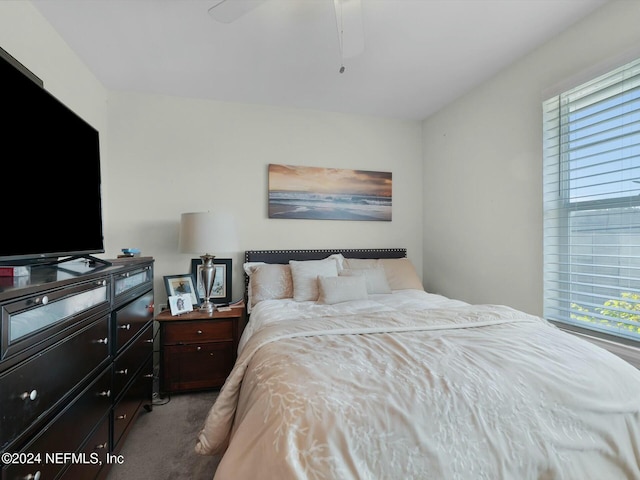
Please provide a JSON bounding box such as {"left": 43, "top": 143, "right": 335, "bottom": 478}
{"left": 1, "top": 2, "right": 423, "bottom": 306}
{"left": 106, "top": 93, "right": 423, "bottom": 302}
{"left": 422, "top": 0, "right": 640, "bottom": 315}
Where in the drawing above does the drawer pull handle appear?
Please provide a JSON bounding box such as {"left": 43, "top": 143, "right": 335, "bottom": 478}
{"left": 117, "top": 414, "right": 127, "bottom": 420}
{"left": 24, "top": 471, "right": 41, "bottom": 480}
{"left": 95, "top": 442, "right": 108, "bottom": 450}
{"left": 144, "top": 339, "right": 153, "bottom": 344}
{"left": 144, "top": 373, "right": 154, "bottom": 378}
{"left": 197, "top": 330, "right": 203, "bottom": 334}
{"left": 197, "top": 346, "right": 202, "bottom": 351}
{"left": 96, "top": 337, "right": 108, "bottom": 345}
{"left": 20, "top": 389, "right": 38, "bottom": 401}
{"left": 118, "top": 324, "right": 131, "bottom": 330}
{"left": 35, "top": 295, "right": 49, "bottom": 305}
{"left": 97, "top": 390, "right": 111, "bottom": 397}
{"left": 96, "top": 279, "right": 106, "bottom": 286}
{"left": 116, "top": 368, "right": 128, "bottom": 375}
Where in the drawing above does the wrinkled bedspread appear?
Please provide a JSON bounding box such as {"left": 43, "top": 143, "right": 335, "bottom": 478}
{"left": 196, "top": 291, "right": 640, "bottom": 480}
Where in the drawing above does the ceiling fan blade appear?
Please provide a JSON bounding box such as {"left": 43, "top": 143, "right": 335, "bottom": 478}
{"left": 334, "top": 0, "right": 364, "bottom": 58}
{"left": 208, "top": 0, "right": 268, "bottom": 24}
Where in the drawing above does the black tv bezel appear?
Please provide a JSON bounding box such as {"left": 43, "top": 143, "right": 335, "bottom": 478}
{"left": 0, "top": 47, "right": 107, "bottom": 268}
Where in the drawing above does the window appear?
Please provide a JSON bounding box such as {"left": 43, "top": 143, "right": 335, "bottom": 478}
{"left": 543, "top": 57, "right": 640, "bottom": 342}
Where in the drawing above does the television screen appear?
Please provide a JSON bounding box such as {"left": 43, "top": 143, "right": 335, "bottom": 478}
{"left": 0, "top": 50, "right": 105, "bottom": 265}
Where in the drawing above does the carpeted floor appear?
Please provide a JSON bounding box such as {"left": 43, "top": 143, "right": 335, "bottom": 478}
{"left": 106, "top": 391, "right": 221, "bottom": 480}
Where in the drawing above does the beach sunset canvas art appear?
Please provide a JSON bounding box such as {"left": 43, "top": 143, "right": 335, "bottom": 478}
{"left": 268, "top": 164, "right": 392, "bottom": 221}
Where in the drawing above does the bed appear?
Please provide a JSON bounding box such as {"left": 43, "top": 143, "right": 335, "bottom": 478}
{"left": 196, "top": 248, "right": 640, "bottom": 479}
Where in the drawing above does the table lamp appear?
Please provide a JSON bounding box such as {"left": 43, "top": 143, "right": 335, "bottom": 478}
{"left": 178, "top": 211, "right": 239, "bottom": 313}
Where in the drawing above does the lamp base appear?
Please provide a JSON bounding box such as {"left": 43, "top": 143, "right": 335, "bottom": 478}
{"left": 199, "top": 254, "right": 218, "bottom": 314}
{"left": 199, "top": 300, "right": 217, "bottom": 313}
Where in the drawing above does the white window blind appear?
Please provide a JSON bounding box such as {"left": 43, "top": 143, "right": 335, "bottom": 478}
{"left": 543, "top": 57, "right": 640, "bottom": 341}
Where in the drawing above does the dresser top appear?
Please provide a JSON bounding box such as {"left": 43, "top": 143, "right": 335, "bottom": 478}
{"left": 0, "top": 257, "right": 153, "bottom": 301}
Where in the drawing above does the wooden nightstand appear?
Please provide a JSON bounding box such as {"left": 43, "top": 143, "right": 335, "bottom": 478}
{"left": 156, "top": 303, "right": 245, "bottom": 394}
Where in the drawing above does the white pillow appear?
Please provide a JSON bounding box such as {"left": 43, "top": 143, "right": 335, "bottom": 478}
{"left": 380, "top": 258, "right": 424, "bottom": 290}
{"left": 342, "top": 258, "right": 382, "bottom": 270}
{"left": 339, "top": 267, "right": 391, "bottom": 294}
{"left": 243, "top": 262, "right": 293, "bottom": 312}
{"left": 317, "top": 275, "right": 368, "bottom": 305}
{"left": 332, "top": 253, "right": 345, "bottom": 271}
{"left": 243, "top": 262, "right": 263, "bottom": 313}
{"left": 289, "top": 256, "right": 341, "bottom": 301}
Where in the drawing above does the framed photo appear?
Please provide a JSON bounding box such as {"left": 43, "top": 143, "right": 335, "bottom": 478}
{"left": 268, "top": 164, "right": 392, "bottom": 221}
{"left": 164, "top": 274, "right": 200, "bottom": 307}
{"left": 190, "top": 258, "right": 232, "bottom": 305}
{"left": 167, "top": 294, "right": 193, "bottom": 315}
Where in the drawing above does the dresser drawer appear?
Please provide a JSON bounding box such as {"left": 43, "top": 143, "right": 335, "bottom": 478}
{"left": 58, "top": 416, "right": 109, "bottom": 480}
{"left": 163, "top": 341, "right": 234, "bottom": 391}
{"left": 163, "top": 319, "right": 233, "bottom": 344}
{"left": 113, "top": 290, "right": 154, "bottom": 355}
{"left": 112, "top": 358, "right": 153, "bottom": 450}
{"left": 0, "top": 315, "right": 109, "bottom": 450}
{"left": 2, "top": 366, "right": 111, "bottom": 480}
{"left": 112, "top": 321, "right": 153, "bottom": 400}
{"left": 113, "top": 265, "right": 153, "bottom": 308}
{"left": 2, "top": 278, "right": 109, "bottom": 363}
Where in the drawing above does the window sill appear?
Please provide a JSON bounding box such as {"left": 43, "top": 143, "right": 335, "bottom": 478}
{"left": 550, "top": 320, "right": 640, "bottom": 369}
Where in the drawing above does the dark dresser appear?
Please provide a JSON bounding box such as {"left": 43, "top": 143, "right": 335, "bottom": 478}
{"left": 0, "top": 257, "right": 154, "bottom": 480}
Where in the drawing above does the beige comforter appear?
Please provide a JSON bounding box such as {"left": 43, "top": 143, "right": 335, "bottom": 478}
{"left": 196, "top": 291, "right": 640, "bottom": 480}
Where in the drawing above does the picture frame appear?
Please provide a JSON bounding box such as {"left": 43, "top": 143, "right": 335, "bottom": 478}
{"left": 190, "top": 258, "right": 232, "bottom": 305}
{"left": 167, "top": 294, "right": 193, "bottom": 316}
{"left": 164, "top": 273, "right": 200, "bottom": 307}
{"left": 268, "top": 163, "right": 392, "bottom": 221}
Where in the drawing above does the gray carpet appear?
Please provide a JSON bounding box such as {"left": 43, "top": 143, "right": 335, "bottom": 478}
{"left": 106, "top": 391, "right": 221, "bottom": 480}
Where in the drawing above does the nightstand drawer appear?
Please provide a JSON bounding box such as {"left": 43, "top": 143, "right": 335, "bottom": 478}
{"left": 163, "top": 341, "right": 234, "bottom": 391}
{"left": 163, "top": 319, "right": 233, "bottom": 344}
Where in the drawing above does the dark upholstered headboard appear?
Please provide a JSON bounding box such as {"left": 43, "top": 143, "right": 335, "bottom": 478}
{"left": 244, "top": 248, "right": 407, "bottom": 301}
{"left": 245, "top": 248, "right": 406, "bottom": 264}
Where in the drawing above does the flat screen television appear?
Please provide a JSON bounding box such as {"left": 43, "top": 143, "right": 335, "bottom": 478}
{"left": 0, "top": 48, "right": 106, "bottom": 267}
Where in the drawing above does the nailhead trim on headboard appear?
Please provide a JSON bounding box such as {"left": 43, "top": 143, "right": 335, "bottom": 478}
{"left": 244, "top": 248, "right": 406, "bottom": 264}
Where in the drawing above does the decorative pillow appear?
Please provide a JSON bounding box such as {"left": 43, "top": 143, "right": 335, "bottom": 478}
{"left": 331, "top": 253, "right": 346, "bottom": 271}
{"left": 243, "top": 261, "right": 266, "bottom": 278}
{"left": 289, "top": 256, "right": 341, "bottom": 302}
{"left": 380, "top": 258, "right": 424, "bottom": 290}
{"left": 342, "top": 258, "right": 382, "bottom": 270}
{"left": 339, "top": 267, "right": 391, "bottom": 294}
{"left": 317, "top": 275, "right": 368, "bottom": 305}
{"left": 243, "top": 262, "right": 263, "bottom": 312}
{"left": 243, "top": 262, "right": 293, "bottom": 312}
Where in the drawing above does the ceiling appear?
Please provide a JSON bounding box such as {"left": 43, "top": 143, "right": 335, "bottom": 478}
{"left": 32, "top": 0, "right": 608, "bottom": 120}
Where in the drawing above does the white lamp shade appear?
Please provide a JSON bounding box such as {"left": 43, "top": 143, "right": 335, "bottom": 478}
{"left": 178, "top": 212, "right": 239, "bottom": 254}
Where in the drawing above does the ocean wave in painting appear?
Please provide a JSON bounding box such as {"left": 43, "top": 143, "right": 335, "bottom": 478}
{"left": 268, "top": 191, "right": 392, "bottom": 221}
